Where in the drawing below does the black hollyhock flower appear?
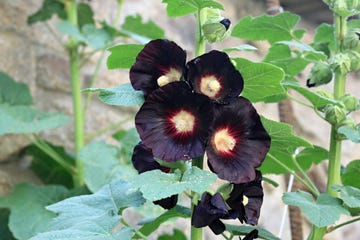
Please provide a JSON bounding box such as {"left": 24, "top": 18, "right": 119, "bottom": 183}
{"left": 135, "top": 81, "right": 213, "bottom": 162}
{"left": 226, "top": 171, "right": 264, "bottom": 225}
{"left": 185, "top": 50, "right": 243, "bottom": 102}
{"left": 206, "top": 97, "right": 270, "bottom": 183}
{"left": 220, "top": 18, "right": 231, "bottom": 30}
{"left": 241, "top": 229, "right": 258, "bottom": 240}
{"left": 130, "top": 39, "right": 186, "bottom": 97}
{"left": 192, "top": 192, "right": 238, "bottom": 235}
{"left": 131, "top": 142, "right": 178, "bottom": 209}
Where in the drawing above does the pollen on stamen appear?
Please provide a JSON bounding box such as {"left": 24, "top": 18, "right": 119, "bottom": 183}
{"left": 157, "top": 68, "right": 182, "bottom": 87}
{"left": 213, "top": 128, "right": 236, "bottom": 154}
{"left": 170, "top": 110, "right": 196, "bottom": 133}
{"left": 199, "top": 75, "right": 222, "bottom": 98}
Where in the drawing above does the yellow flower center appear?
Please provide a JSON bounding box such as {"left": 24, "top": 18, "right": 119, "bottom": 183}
{"left": 243, "top": 195, "right": 249, "bottom": 206}
{"left": 200, "top": 75, "right": 221, "bottom": 98}
{"left": 157, "top": 68, "right": 182, "bottom": 87}
{"left": 171, "top": 110, "right": 195, "bottom": 133}
{"left": 213, "top": 128, "right": 236, "bottom": 153}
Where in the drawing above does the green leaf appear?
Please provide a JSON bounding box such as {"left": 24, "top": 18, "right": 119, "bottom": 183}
{"left": 0, "top": 183, "right": 69, "bottom": 240}
{"left": 112, "top": 128, "right": 141, "bottom": 164}
{"left": 56, "top": 20, "right": 85, "bottom": 42}
{"left": 79, "top": 141, "right": 137, "bottom": 192}
{"left": 342, "top": 160, "right": 360, "bottom": 188}
{"left": 77, "top": 2, "right": 94, "bottom": 30}
{"left": 137, "top": 205, "right": 191, "bottom": 238}
{"left": 0, "top": 209, "right": 15, "bottom": 240}
{"left": 283, "top": 81, "right": 339, "bottom": 108}
{"left": 283, "top": 190, "right": 350, "bottom": 227}
{"left": 27, "top": 0, "right": 66, "bottom": 25}
{"left": 106, "top": 44, "right": 144, "bottom": 69}
{"left": 162, "top": 0, "right": 224, "bottom": 17}
{"left": 232, "top": 12, "right": 302, "bottom": 44}
{"left": 30, "top": 180, "right": 145, "bottom": 240}
{"left": 121, "top": 15, "right": 165, "bottom": 42}
{"left": 313, "top": 23, "right": 335, "bottom": 52}
{"left": 264, "top": 44, "right": 308, "bottom": 76}
{"left": 226, "top": 224, "right": 280, "bottom": 240}
{"left": 333, "top": 185, "right": 360, "bottom": 209}
{"left": 232, "top": 58, "right": 285, "bottom": 103}
{"left": 132, "top": 167, "right": 217, "bottom": 201}
{"left": 0, "top": 104, "right": 69, "bottom": 135}
{"left": 158, "top": 229, "right": 187, "bottom": 240}
{"left": 259, "top": 117, "right": 312, "bottom": 174}
{"left": 27, "top": 143, "right": 75, "bottom": 188}
{"left": 295, "top": 145, "right": 328, "bottom": 170}
{"left": 223, "top": 44, "right": 258, "bottom": 53}
{"left": 277, "top": 41, "right": 327, "bottom": 61}
{"left": 84, "top": 83, "right": 144, "bottom": 106}
{"left": 0, "top": 72, "right": 33, "bottom": 105}
{"left": 338, "top": 125, "right": 360, "bottom": 143}
{"left": 81, "top": 24, "right": 111, "bottom": 50}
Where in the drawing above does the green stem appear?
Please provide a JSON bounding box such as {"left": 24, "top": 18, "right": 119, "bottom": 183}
{"left": 121, "top": 219, "right": 150, "bottom": 240}
{"left": 308, "top": 12, "right": 347, "bottom": 240}
{"left": 66, "top": 0, "right": 85, "bottom": 187}
{"left": 329, "top": 217, "right": 360, "bottom": 232}
{"left": 291, "top": 155, "right": 320, "bottom": 196}
{"left": 195, "top": 9, "right": 206, "bottom": 57}
{"left": 26, "top": 134, "right": 75, "bottom": 174}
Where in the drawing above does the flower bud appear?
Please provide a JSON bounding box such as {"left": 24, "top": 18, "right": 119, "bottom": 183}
{"left": 306, "top": 62, "right": 333, "bottom": 87}
{"left": 344, "top": 50, "right": 360, "bottom": 72}
{"left": 324, "top": 104, "right": 347, "bottom": 126}
{"left": 331, "top": 53, "right": 352, "bottom": 74}
{"left": 340, "top": 93, "right": 359, "bottom": 112}
{"left": 332, "top": 0, "right": 360, "bottom": 17}
{"left": 344, "top": 28, "right": 360, "bottom": 51}
{"left": 202, "top": 9, "right": 230, "bottom": 43}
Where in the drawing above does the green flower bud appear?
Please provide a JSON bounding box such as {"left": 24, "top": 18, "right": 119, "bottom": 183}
{"left": 344, "top": 50, "right": 360, "bottom": 72}
{"left": 331, "top": 53, "right": 352, "bottom": 74}
{"left": 324, "top": 104, "right": 347, "bottom": 126}
{"left": 344, "top": 28, "right": 360, "bottom": 51}
{"left": 306, "top": 62, "right": 333, "bottom": 87}
{"left": 332, "top": 0, "right": 360, "bottom": 17}
{"left": 216, "top": 182, "right": 233, "bottom": 200}
{"left": 340, "top": 93, "right": 359, "bottom": 112}
{"left": 339, "top": 117, "right": 356, "bottom": 129}
{"left": 202, "top": 8, "right": 230, "bottom": 43}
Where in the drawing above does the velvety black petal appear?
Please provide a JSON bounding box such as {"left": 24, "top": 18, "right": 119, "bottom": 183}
{"left": 185, "top": 50, "right": 243, "bottom": 102}
{"left": 209, "top": 219, "right": 226, "bottom": 235}
{"left": 153, "top": 195, "right": 178, "bottom": 210}
{"left": 241, "top": 229, "right": 259, "bottom": 240}
{"left": 206, "top": 97, "right": 270, "bottom": 183}
{"left": 191, "top": 192, "right": 228, "bottom": 228}
{"left": 135, "top": 81, "right": 213, "bottom": 162}
{"left": 227, "top": 171, "right": 264, "bottom": 225}
{"left": 130, "top": 39, "right": 186, "bottom": 97}
{"left": 131, "top": 142, "right": 161, "bottom": 173}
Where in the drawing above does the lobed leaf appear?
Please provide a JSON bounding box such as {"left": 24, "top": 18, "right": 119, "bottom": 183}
{"left": 81, "top": 24, "right": 111, "bottom": 50}
{"left": 77, "top": 2, "right": 95, "bottom": 30}
{"left": 283, "top": 191, "right": 350, "bottom": 227}
{"left": 277, "top": 41, "right": 327, "bottom": 61}
{"left": 162, "top": 0, "right": 224, "bottom": 17}
{"left": 333, "top": 185, "right": 360, "bottom": 209}
{"left": 341, "top": 160, "right": 360, "bottom": 189}
{"left": 56, "top": 20, "right": 85, "bottom": 42}
{"left": 338, "top": 125, "right": 360, "bottom": 143}
{"left": 121, "top": 15, "right": 165, "bottom": 42}
{"left": 232, "top": 58, "right": 285, "bottom": 103}
{"left": 0, "top": 184, "right": 69, "bottom": 240}
{"left": 132, "top": 167, "right": 217, "bottom": 201}
{"left": 30, "top": 180, "right": 146, "bottom": 240}
{"left": 259, "top": 117, "right": 313, "bottom": 174}
{"left": 84, "top": 83, "right": 144, "bottom": 106}
{"left": 232, "top": 12, "right": 302, "bottom": 44}
{"left": 0, "top": 72, "right": 33, "bottom": 106}
{"left": 27, "top": 0, "right": 66, "bottom": 25}
{"left": 106, "top": 44, "right": 144, "bottom": 69}
{"left": 79, "top": 141, "right": 137, "bottom": 193}
{"left": 0, "top": 104, "right": 69, "bottom": 135}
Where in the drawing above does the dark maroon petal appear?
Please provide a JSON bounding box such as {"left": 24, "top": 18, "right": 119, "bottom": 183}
{"left": 206, "top": 97, "right": 270, "bottom": 183}
{"left": 153, "top": 195, "right": 178, "bottom": 209}
{"left": 131, "top": 142, "right": 161, "bottom": 173}
{"left": 135, "top": 81, "right": 213, "bottom": 162}
{"left": 208, "top": 219, "right": 226, "bottom": 235}
{"left": 227, "top": 171, "right": 264, "bottom": 225}
{"left": 130, "top": 39, "right": 186, "bottom": 96}
{"left": 191, "top": 192, "right": 228, "bottom": 228}
{"left": 185, "top": 50, "right": 243, "bottom": 102}
{"left": 241, "top": 229, "right": 259, "bottom": 240}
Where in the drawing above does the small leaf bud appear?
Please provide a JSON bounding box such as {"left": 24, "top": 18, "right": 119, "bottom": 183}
{"left": 340, "top": 93, "right": 359, "bottom": 112}
{"left": 306, "top": 62, "right": 333, "bottom": 87}
{"left": 324, "top": 104, "right": 347, "bottom": 126}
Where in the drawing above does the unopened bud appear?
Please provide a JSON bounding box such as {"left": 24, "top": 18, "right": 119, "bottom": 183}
{"left": 306, "top": 62, "right": 333, "bottom": 87}
{"left": 332, "top": 0, "right": 360, "bottom": 17}
{"left": 331, "top": 53, "right": 352, "bottom": 74}
{"left": 202, "top": 9, "right": 230, "bottom": 43}
{"left": 324, "top": 104, "right": 347, "bottom": 126}
{"left": 340, "top": 93, "right": 359, "bottom": 112}
{"left": 344, "top": 50, "right": 360, "bottom": 72}
{"left": 344, "top": 28, "right": 360, "bottom": 51}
